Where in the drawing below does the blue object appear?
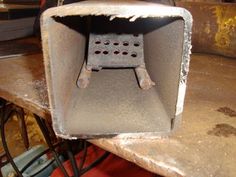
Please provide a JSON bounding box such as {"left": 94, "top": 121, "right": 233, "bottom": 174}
{"left": 1, "top": 145, "right": 63, "bottom": 177}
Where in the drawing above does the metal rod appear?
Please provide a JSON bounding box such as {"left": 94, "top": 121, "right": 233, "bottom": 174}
{"left": 66, "top": 140, "right": 80, "bottom": 177}
{"left": 77, "top": 61, "right": 92, "bottom": 89}
{"left": 15, "top": 107, "right": 29, "bottom": 149}
{"left": 80, "top": 151, "right": 110, "bottom": 175}
{"left": 135, "top": 66, "right": 155, "bottom": 90}
{"left": 34, "top": 114, "right": 70, "bottom": 177}
{"left": 78, "top": 141, "right": 87, "bottom": 176}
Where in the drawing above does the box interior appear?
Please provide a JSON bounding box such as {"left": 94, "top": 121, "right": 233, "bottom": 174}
{"left": 47, "top": 15, "right": 184, "bottom": 136}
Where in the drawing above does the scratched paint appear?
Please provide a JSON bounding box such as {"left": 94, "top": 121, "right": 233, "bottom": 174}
{"left": 213, "top": 6, "right": 236, "bottom": 50}
{"left": 176, "top": 2, "right": 236, "bottom": 58}
{"left": 204, "top": 21, "right": 211, "bottom": 34}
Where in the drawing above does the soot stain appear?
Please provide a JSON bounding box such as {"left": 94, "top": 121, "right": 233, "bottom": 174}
{"left": 217, "top": 107, "right": 236, "bottom": 117}
{"left": 208, "top": 123, "right": 236, "bottom": 137}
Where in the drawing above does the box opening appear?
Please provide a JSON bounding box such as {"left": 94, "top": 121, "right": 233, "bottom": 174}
{"left": 47, "top": 13, "right": 186, "bottom": 137}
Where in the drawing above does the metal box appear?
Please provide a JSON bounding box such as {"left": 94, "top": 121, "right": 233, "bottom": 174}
{"left": 41, "top": 1, "right": 192, "bottom": 138}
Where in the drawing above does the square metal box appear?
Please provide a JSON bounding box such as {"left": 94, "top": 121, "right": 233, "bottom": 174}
{"left": 41, "top": 0, "right": 192, "bottom": 138}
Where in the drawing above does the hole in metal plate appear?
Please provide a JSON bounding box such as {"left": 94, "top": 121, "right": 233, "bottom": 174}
{"left": 95, "top": 50, "right": 101, "bottom": 54}
{"left": 122, "top": 51, "right": 128, "bottom": 55}
{"left": 123, "top": 41, "right": 129, "bottom": 46}
{"left": 131, "top": 52, "right": 137, "bottom": 58}
{"left": 95, "top": 40, "right": 101, "bottom": 44}
{"left": 114, "top": 50, "right": 120, "bottom": 55}
{"left": 134, "top": 42, "right": 140, "bottom": 47}
{"left": 103, "top": 51, "right": 109, "bottom": 55}
{"left": 113, "top": 42, "right": 119, "bottom": 46}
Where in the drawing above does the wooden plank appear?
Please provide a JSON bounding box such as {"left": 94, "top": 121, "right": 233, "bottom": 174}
{"left": 0, "top": 53, "right": 50, "bottom": 119}
{"left": 0, "top": 3, "right": 39, "bottom": 12}
{"left": 0, "top": 38, "right": 40, "bottom": 59}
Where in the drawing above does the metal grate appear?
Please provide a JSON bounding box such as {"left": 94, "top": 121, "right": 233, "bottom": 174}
{"left": 78, "top": 32, "right": 154, "bottom": 90}
{"left": 87, "top": 33, "right": 145, "bottom": 70}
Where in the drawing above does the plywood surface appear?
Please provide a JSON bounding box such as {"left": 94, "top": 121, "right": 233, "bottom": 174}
{"left": 0, "top": 53, "right": 236, "bottom": 177}
{"left": 0, "top": 54, "right": 50, "bottom": 119}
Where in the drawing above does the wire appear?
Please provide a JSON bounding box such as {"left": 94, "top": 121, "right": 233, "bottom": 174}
{"left": 66, "top": 140, "right": 80, "bottom": 177}
{"left": 80, "top": 151, "right": 110, "bottom": 176}
{"left": 34, "top": 114, "right": 70, "bottom": 177}
{"left": 0, "top": 106, "right": 23, "bottom": 177}
{"left": 78, "top": 140, "right": 87, "bottom": 176}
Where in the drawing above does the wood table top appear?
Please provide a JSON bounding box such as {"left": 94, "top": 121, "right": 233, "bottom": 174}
{"left": 0, "top": 51, "right": 236, "bottom": 177}
{"left": 0, "top": 54, "right": 50, "bottom": 119}
{"left": 0, "top": 3, "right": 39, "bottom": 12}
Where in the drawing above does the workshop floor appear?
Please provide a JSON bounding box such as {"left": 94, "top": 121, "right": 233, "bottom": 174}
{"left": 0, "top": 113, "right": 45, "bottom": 158}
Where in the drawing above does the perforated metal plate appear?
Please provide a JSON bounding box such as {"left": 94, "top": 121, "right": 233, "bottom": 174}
{"left": 87, "top": 33, "right": 145, "bottom": 69}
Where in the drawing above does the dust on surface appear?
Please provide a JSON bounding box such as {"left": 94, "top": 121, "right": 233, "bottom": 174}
{"left": 208, "top": 123, "right": 236, "bottom": 137}
{"left": 217, "top": 107, "right": 236, "bottom": 117}
{"left": 33, "top": 78, "right": 49, "bottom": 108}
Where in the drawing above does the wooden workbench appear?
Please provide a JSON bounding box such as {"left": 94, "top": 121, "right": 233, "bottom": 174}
{"left": 0, "top": 3, "right": 39, "bottom": 13}
{"left": 0, "top": 52, "right": 235, "bottom": 177}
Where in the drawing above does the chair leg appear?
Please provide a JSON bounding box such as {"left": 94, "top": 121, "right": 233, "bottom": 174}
{"left": 15, "top": 107, "right": 29, "bottom": 149}
{"left": 65, "top": 140, "right": 80, "bottom": 177}
{"left": 44, "top": 119, "right": 57, "bottom": 144}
